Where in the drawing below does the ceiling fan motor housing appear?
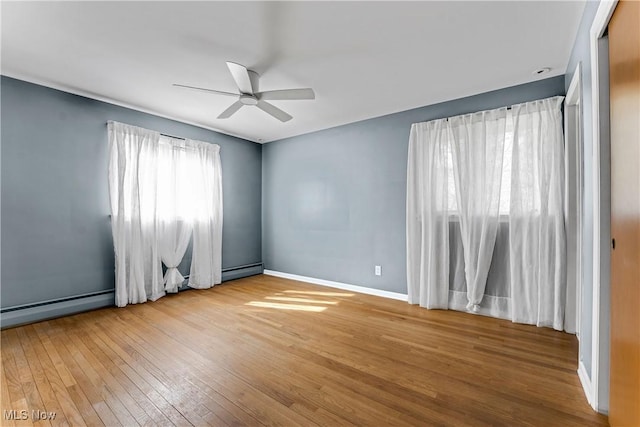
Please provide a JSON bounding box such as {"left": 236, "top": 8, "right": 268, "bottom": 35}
{"left": 240, "top": 94, "right": 258, "bottom": 105}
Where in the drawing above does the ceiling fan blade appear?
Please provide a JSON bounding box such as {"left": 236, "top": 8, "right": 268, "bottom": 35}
{"left": 226, "top": 61, "right": 256, "bottom": 95}
{"left": 256, "top": 100, "right": 293, "bottom": 122}
{"left": 173, "top": 84, "right": 237, "bottom": 97}
{"left": 217, "top": 101, "right": 244, "bottom": 119}
{"left": 258, "top": 88, "right": 315, "bottom": 100}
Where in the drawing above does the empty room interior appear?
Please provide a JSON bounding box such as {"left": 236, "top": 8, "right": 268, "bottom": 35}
{"left": 1, "top": 1, "right": 639, "bottom": 426}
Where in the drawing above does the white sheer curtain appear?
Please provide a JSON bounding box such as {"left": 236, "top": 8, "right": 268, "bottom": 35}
{"left": 157, "top": 138, "right": 194, "bottom": 293}
{"left": 449, "top": 109, "right": 507, "bottom": 312}
{"left": 406, "top": 96, "right": 569, "bottom": 331}
{"left": 407, "top": 120, "right": 451, "bottom": 308}
{"left": 108, "top": 122, "right": 163, "bottom": 306}
{"left": 510, "top": 97, "right": 566, "bottom": 330}
{"left": 188, "top": 140, "right": 223, "bottom": 289}
{"left": 108, "top": 122, "right": 223, "bottom": 307}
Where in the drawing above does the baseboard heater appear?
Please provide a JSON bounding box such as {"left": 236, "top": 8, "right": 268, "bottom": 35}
{"left": 221, "top": 262, "right": 263, "bottom": 281}
{"left": 1, "top": 262, "right": 263, "bottom": 329}
{"left": 1, "top": 289, "right": 116, "bottom": 330}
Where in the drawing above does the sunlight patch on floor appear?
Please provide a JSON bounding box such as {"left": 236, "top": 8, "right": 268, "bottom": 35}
{"left": 282, "top": 290, "right": 355, "bottom": 297}
{"left": 265, "top": 296, "right": 338, "bottom": 305}
{"left": 246, "top": 301, "right": 327, "bottom": 312}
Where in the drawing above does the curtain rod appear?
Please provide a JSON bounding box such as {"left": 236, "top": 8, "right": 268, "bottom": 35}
{"left": 106, "top": 122, "right": 187, "bottom": 141}
{"left": 439, "top": 107, "right": 512, "bottom": 122}
{"left": 161, "top": 133, "right": 186, "bottom": 141}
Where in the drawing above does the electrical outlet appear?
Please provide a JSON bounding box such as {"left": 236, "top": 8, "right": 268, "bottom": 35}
{"left": 375, "top": 265, "right": 381, "bottom": 276}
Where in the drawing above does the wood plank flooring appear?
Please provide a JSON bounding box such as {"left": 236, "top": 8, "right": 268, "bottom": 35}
{"left": 1, "top": 274, "right": 607, "bottom": 426}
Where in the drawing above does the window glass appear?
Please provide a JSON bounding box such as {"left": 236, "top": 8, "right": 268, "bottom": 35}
{"left": 446, "top": 111, "right": 514, "bottom": 216}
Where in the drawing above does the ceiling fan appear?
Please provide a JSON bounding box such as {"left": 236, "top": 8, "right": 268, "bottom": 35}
{"left": 174, "top": 62, "right": 315, "bottom": 123}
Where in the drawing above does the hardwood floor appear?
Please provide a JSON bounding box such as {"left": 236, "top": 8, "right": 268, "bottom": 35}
{"left": 1, "top": 274, "right": 607, "bottom": 426}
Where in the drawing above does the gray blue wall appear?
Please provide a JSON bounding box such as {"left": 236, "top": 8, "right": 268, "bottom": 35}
{"left": 262, "top": 75, "right": 565, "bottom": 294}
{"left": 1, "top": 76, "right": 262, "bottom": 310}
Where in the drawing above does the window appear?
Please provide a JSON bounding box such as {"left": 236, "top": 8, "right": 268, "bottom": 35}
{"left": 445, "top": 111, "right": 518, "bottom": 216}
{"left": 128, "top": 135, "right": 215, "bottom": 224}
{"left": 156, "top": 136, "right": 204, "bottom": 222}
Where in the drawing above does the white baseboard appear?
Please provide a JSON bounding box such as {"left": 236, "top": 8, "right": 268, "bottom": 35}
{"left": 263, "top": 270, "right": 408, "bottom": 302}
{"left": 578, "top": 360, "right": 595, "bottom": 410}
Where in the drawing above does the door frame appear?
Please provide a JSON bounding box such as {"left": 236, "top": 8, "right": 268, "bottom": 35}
{"left": 565, "top": 62, "right": 583, "bottom": 338}
{"left": 590, "top": 0, "right": 617, "bottom": 414}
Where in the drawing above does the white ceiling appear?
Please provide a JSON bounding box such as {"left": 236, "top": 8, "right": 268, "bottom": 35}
{"left": 1, "top": 1, "right": 585, "bottom": 143}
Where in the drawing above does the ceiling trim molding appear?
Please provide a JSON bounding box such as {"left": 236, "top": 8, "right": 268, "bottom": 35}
{"left": 1, "top": 71, "right": 260, "bottom": 144}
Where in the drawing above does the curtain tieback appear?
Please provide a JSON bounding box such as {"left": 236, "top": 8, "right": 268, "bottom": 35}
{"left": 163, "top": 267, "right": 184, "bottom": 293}
{"left": 466, "top": 302, "right": 480, "bottom": 313}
